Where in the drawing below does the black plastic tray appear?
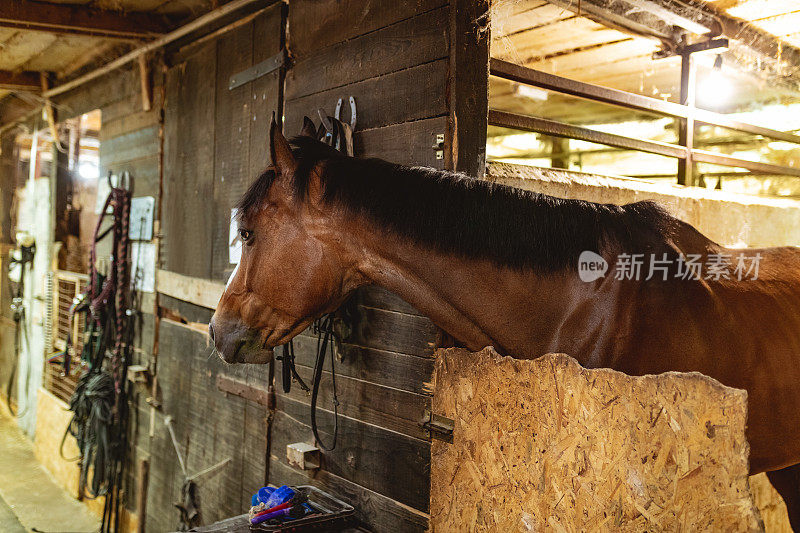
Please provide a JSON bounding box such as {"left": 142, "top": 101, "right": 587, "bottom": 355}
{"left": 249, "top": 486, "right": 355, "bottom": 532}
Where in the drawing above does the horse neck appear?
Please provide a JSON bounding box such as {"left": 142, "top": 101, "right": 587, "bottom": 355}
{"left": 350, "top": 221, "right": 623, "bottom": 361}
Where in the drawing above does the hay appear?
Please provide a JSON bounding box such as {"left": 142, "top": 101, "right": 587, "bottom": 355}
{"left": 430, "top": 347, "right": 763, "bottom": 532}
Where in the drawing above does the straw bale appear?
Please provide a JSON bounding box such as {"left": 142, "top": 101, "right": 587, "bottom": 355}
{"left": 429, "top": 347, "right": 762, "bottom": 532}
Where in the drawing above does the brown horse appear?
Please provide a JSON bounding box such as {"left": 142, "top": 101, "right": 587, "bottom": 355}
{"left": 210, "top": 119, "right": 800, "bottom": 528}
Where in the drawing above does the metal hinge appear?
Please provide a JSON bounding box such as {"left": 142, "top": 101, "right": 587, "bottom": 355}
{"left": 229, "top": 49, "right": 286, "bottom": 90}
{"left": 420, "top": 409, "right": 454, "bottom": 443}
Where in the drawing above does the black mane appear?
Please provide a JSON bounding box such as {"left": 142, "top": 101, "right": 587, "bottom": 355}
{"left": 237, "top": 136, "right": 676, "bottom": 271}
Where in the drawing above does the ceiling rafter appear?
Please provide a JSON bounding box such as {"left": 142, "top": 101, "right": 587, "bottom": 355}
{"left": 0, "top": 1, "right": 172, "bottom": 41}
{"left": 0, "top": 70, "right": 41, "bottom": 92}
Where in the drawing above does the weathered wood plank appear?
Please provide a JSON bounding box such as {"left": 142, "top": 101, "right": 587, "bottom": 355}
{"left": 246, "top": 4, "right": 285, "bottom": 182}
{"left": 162, "top": 42, "right": 217, "bottom": 278}
{"left": 269, "top": 398, "right": 431, "bottom": 511}
{"left": 269, "top": 458, "right": 429, "bottom": 532}
{"left": 343, "top": 305, "right": 438, "bottom": 357}
{"left": 277, "top": 353, "right": 430, "bottom": 439}
{"left": 100, "top": 108, "right": 160, "bottom": 141}
{"left": 156, "top": 269, "right": 224, "bottom": 310}
{"left": 155, "top": 320, "right": 267, "bottom": 526}
{"left": 211, "top": 22, "right": 254, "bottom": 281}
{"left": 291, "top": 333, "right": 434, "bottom": 395}
{"left": 284, "top": 59, "right": 448, "bottom": 135}
{"left": 0, "top": 0, "right": 170, "bottom": 40}
{"left": 288, "top": 0, "right": 447, "bottom": 59}
{"left": 285, "top": 7, "right": 449, "bottom": 101}
{"left": 448, "top": 0, "right": 490, "bottom": 177}
{"left": 355, "top": 117, "right": 448, "bottom": 169}
{"left": 99, "top": 125, "right": 159, "bottom": 167}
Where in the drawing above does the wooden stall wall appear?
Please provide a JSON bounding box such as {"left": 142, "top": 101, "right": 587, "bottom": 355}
{"left": 48, "top": 60, "right": 163, "bottom": 528}
{"left": 154, "top": 0, "right": 488, "bottom": 530}
{"left": 0, "top": 132, "right": 17, "bottom": 413}
{"left": 261, "top": 1, "right": 457, "bottom": 530}
{"left": 151, "top": 4, "right": 286, "bottom": 531}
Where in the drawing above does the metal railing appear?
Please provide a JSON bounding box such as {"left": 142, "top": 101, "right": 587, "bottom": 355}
{"left": 489, "top": 58, "right": 800, "bottom": 180}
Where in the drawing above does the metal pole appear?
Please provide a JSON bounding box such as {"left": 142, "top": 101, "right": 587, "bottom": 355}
{"left": 677, "top": 51, "right": 696, "bottom": 186}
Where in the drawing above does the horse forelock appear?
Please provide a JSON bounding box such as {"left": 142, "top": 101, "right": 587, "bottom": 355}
{"left": 236, "top": 136, "right": 684, "bottom": 271}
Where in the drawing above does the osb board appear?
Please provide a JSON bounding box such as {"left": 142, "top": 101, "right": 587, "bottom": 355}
{"left": 751, "top": 473, "right": 791, "bottom": 533}
{"left": 33, "top": 388, "right": 139, "bottom": 532}
{"left": 430, "top": 348, "right": 762, "bottom": 532}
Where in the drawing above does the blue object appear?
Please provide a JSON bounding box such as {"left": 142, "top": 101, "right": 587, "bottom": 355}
{"left": 264, "top": 485, "right": 295, "bottom": 508}
{"left": 251, "top": 486, "right": 276, "bottom": 507}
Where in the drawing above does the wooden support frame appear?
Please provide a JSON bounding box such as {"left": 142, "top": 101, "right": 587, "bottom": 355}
{"left": 0, "top": 1, "right": 170, "bottom": 40}
{"left": 448, "top": 0, "right": 490, "bottom": 178}
{"left": 0, "top": 70, "right": 41, "bottom": 92}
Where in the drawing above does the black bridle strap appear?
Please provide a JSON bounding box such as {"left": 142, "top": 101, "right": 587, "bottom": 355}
{"left": 310, "top": 314, "right": 339, "bottom": 451}
{"left": 279, "top": 342, "right": 309, "bottom": 394}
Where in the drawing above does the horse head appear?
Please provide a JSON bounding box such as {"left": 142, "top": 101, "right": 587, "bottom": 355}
{"left": 209, "top": 118, "right": 364, "bottom": 363}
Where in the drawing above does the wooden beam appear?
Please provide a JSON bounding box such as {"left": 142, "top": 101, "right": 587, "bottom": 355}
{"left": 156, "top": 269, "right": 223, "bottom": 310}
{"left": 0, "top": 1, "right": 170, "bottom": 40}
{"left": 0, "top": 70, "right": 40, "bottom": 91}
{"left": 448, "top": 0, "right": 490, "bottom": 178}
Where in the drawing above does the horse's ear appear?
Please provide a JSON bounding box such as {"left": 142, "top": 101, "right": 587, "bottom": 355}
{"left": 269, "top": 116, "right": 296, "bottom": 176}
{"left": 300, "top": 116, "right": 316, "bottom": 138}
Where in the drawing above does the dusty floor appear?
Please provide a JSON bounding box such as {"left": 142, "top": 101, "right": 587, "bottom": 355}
{"left": 0, "top": 407, "right": 99, "bottom": 533}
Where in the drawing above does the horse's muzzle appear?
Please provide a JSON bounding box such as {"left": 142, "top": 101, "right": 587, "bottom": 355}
{"left": 208, "top": 315, "right": 273, "bottom": 364}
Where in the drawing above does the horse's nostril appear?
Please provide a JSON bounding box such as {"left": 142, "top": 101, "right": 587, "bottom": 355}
{"left": 208, "top": 323, "right": 215, "bottom": 341}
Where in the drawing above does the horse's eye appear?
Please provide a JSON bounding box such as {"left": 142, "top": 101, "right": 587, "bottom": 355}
{"left": 239, "top": 229, "right": 253, "bottom": 242}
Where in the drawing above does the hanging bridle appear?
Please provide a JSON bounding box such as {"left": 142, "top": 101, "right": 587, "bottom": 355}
{"left": 276, "top": 109, "right": 355, "bottom": 451}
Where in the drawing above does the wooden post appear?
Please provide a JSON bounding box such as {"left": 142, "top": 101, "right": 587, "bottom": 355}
{"left": 136, "top": 458, "right": 149, "bottom": 533}
{"left": 677, "top": 52, "right": 696, "bottom": 186}
{"left": 138, "top": 55, "right": 152, "bottom": 112}
{"left": 0, "top": 133, "right": 15, "bottom": 245}
{"left": 448, "top": 0, "right": 490, "bottom": 178}
{"left": 549, "top": 136, "right": 570, "bottom": 169}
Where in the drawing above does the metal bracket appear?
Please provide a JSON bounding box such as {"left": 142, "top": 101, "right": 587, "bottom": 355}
{"left": 229, "top": 49, "right": 286, "bottom": 90}
{"left": 433, "top": 133, "right": 444, "bottom": 160}
{"left": 420, "top": 409, "right": 454, "bottom": 443}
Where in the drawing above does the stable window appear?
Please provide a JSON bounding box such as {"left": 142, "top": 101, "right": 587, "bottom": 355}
{"left": 487, "top": 0, "right": 800, "bottom": 196}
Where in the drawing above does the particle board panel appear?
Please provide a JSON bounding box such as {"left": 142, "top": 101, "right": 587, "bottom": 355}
{"left": 430, "top": 347, "right": 761, "bottom": 532}
{"left": 162, "top": 40, "right": 217, "bottom": 278}
{"left": 285, "top": 6, "right": 449, "bottom": 101}
{"left": 287, "top": 0, "right": 447, "bottom": 59}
